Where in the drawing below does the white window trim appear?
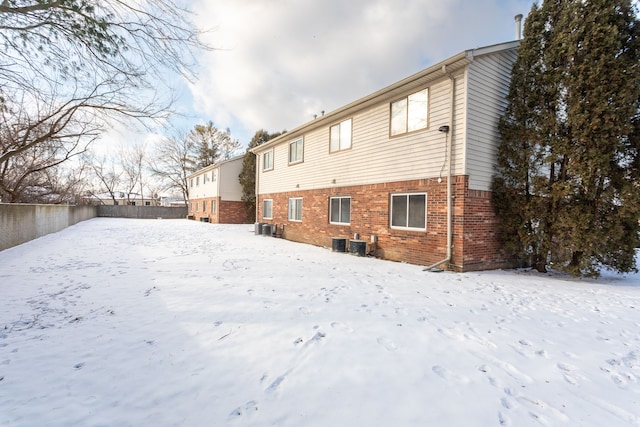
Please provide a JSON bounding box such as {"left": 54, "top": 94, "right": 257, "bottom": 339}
{"left": 288, "top": 197, "right": 303, "bottom": 222}
{"left": 211, "top": 200, "right": 217, "bottom": 213}
{"left": 263, "top": 199, "right": 273, "bottom": 219}
{"left": 288, "top": 137, "right": 304, "bottom": 165}
{"left": 389, "top": 192, "right": 427, "bottom": 231}
{"left": 263, "top": 150, "right": 274, "bottom": 171}
{"left": 329, "top": 196, "right": 351, "bottom": 225}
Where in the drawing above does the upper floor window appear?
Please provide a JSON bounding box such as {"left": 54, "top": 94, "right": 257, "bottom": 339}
{"left": 288, "top": 197, "right": 302, "bottom": 221}
{"left": 329, "top": 196, "right": 351, "bottom": 225}
{"left": 196, "top": 176, "right": 200, "bottom": 186}
{"left": 390, "top": 193, "right": 426, "bottom": 230}
{"left": 212, "top": 170, "right": 217, "bottom": 182}
{"left": 263, "top": 150, "right": 274, "bottom": 171}
{"left": 390, "top": 88, "right": 428, "bottom": 136}
{"left": 190, "top": 179, "right": 194, "bottom": 188}
{"left": 289, "top": 138, "right": 304, "bottom": 165}
{"left": 263, "top": 199, "right": 273, "bottom": 219}
{"left": 330, "top": 119, "right": 352, "bottom": 153}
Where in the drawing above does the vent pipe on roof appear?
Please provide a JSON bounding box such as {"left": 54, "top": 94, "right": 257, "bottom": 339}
{"left": 515, "top": 14, "right": 523, "bottom": 40}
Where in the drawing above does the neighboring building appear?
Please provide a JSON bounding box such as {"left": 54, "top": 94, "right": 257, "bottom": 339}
{"left": 251, "top": 41, "right": 520, "bottom": 272}
{"left": 187, "top": 155, "right": 250, "bottom": 223}
{"left": 85, "top": 192, "right": 159, "bottom": 206}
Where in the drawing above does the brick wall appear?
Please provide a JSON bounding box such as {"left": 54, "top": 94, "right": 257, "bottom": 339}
{"left": 257, "top": 176, "right": 514, "bottom": 271}
{"left": 188, "top": 197, "right": 251, "bottom": 224}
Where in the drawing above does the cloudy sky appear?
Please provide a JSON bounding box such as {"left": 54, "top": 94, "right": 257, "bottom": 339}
{"left": 166, "top": 0, "right": 534, "bottom": 146}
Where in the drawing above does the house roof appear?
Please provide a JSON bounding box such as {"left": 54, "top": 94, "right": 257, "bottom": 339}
{"left": 186, "top": 154, "right": 245, "bottom": 180}
{"left": 251, "top": 40, "right": 520, "bottom": 154}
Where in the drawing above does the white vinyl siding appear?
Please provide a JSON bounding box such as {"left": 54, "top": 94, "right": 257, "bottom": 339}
{"left": 187, "top": 156, "right": 245, "bottom": 202}
{"left": 263, "top": 199, "right": 273, "bottom": 219}
{"left": 465, "top": 49, "right": 518, "bottom": 191}
{"left": 288, "top": 198, "right": 302, "bottom": 221}
{"left": 256, "top": 75, "right": 465, "bottom": 195}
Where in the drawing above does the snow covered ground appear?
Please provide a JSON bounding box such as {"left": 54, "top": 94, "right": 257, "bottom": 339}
{"left": 1, "top": 218, "right": 639, "bottom": 427}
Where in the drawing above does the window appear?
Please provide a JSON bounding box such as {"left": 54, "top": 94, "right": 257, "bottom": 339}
{"left": 330, "top": 119, "right": 352, "bottom": 153}
{"left": 196, "top": 201, "right": 199, "bottom": 212}
{"left": 289, "top": 138, "right": 304, "bottom": 164}
{"left": 196, "top": 176, "right": 200, "bottom": 186}
{"left": 390, "top": 88, "right": 428, "bottom": 136}
{"left": 212, "top": 170, "right": 217, "bottom": 182}
{"left": 263, "top": 199, "right": 273, "bottom": 219}
{"left": 190, "top": 179, "right": 194, "bottom": 188}
{"left": 329, "top": 197, "right": 351, "bottom": 224}
{"left": 203, "top": 200, "right": 207, "bottom": 212}
{"left": 211, "top": 200, "right": 217, "bottom": 213}
{"left": 263, "top": 150, "right": 274, "bottom": 171}
{"left": 288, "top": 198, "right": 302, "bottom": 221}
{"left": 145, "top": 201, "right": 151, "bottom": 206}
{"left": 390, "top": 193, "right": 426, "bottom": 230}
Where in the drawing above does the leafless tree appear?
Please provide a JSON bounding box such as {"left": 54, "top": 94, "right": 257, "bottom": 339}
{"left": 148, "top": 132, "right": 197, "bottom": 202}
{"left": 0, "top": 0, "right": 208, "bottom": 199}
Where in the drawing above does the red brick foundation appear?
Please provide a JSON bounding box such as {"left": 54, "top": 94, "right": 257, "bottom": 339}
{"left": 257, "top": 176, "right": 514, "bottom": 271}
{"left": 188, "top": 197, "right": 251, "bottom": 224}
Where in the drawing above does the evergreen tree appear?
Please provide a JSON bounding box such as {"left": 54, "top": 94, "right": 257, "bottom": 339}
{"left": 190, "top": 121, "right": 220, "bottom": 169}
{"left": 239, "top": 129, "right": 283, "bottom": 221}
{"left": 493, "top": 0, "right": 640, "bottom": 276}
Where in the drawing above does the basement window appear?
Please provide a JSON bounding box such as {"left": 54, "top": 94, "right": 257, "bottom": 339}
{"left": 263, "top": 199, "right": 273, "bottom": 219}
{"left": 288, "top": 197, "right": 302, "bottom": 221}
{"left": 390, "top": 193, "right": 426, "bottom": 230}
{"left": 329, "top": 196, "right": 351, "bottom": 225}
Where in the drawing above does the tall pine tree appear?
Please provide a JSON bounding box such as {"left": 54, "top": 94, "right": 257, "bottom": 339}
{"left": 493, "top": 0, "right": 640, "bottom": 276}
{"left": 238, "top": 129, "right": 283, "bottom": 221}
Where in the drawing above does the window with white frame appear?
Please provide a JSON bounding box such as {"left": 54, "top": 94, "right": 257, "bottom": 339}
{"left": 212, "top": 170, "right": 217, "bottom": 181}
{"left": 330, "top": 119, "right": 352, "bottom": 153}
{"left": 211, "top": 200, "right": 217, "bottom": 213}
{"left": 329, "top": 196, "right": 351, "bottom": 224}
{"left": 390, "top": 88, "right": 428, "bottom": 136}
{"left": 196, "top": 176, "right": 200, "bottom": 186}
{"left": 288, "top": 197, "right": 302, "bottom": 221}
{"left": 263, "top": 199, "right": 273, "bottom": 219}
{"left": 190, "top": 179, "right": 194, "bottom": 188}
{"left": 390, "top": 193, "right": 426, "bottom": 230}
{"left": 289, "top": 138, "right": 304, "bottom": 164}
{"left": 263, "top": 150, "right": 274, "bottom": 171}
{"left": 202, "top": 200, "right": 207, "bottom": 212}
{"left": 196, "top": 201, "right": 199, "bottom": 212}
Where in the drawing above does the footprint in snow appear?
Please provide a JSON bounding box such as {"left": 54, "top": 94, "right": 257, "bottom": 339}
{"left": 228, "top": 400, "right": 258, "bottom": 419}
{"left": 377, "top": 337, "right": 397, "bottom": 352}
{"left": 432, "top": 365, "right": 470, "bottom": 384}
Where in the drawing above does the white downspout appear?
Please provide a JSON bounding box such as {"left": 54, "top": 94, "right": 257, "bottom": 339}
{"left": 424, "top": 66, "right": 455, "bottom": 271}
{"left": 254, "top": 153, "right": 260, "bottom": 223}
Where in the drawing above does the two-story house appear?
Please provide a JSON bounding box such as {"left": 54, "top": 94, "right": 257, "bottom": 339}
{"left": 187, "top": 155, "right": 250, "bottom": 224}
{"left": 251, "top": 41, "right": 520, "bottom": 272}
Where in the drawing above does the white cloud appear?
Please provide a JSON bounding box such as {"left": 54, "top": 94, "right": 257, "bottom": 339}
{"left": 186, "top": 0, "right": 534, "bottom": 144}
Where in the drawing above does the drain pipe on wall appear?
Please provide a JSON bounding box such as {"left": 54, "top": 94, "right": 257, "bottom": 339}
{"left": 424, "top": 66, "right": 455, "bottom": 272}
